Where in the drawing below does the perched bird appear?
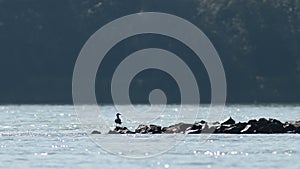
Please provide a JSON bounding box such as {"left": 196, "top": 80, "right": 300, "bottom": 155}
{"left": 115, "top": 113, "right": 122, "bottom": 125}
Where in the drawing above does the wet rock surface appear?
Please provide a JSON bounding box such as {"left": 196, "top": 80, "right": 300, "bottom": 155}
{"left": 109, "top": 126, "right": 135, "bottom": 134}
{"left": 91, "top": 118, "right": 300, "bottom": 134}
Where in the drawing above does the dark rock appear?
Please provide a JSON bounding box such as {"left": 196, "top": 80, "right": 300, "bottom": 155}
{"left": 244, "top": 118, "right": 269, "bottom": 133}
{"left": 215, "top": 123, "right": 245, "bottom": 134}
{"left": 199, "top": 120, "right": 207, "bottom": 124}
{"left": 186, "top": 123, "right": 202, "bottom": 134}
{"left": 108, "top": 130, "right": 120, "bottom": 134}
{"left": 257, "top": 125, "right": 273, "bottom": 133}
{"left": 247, "top": 119, "right": 258, "bottom": 133}
{"left": 245, "top": 118, "right": 285, "bottom": 133}
{"left": 214, "top": 125, "right": 229, "bottom": 133}
{"left": 269, "top": 118, "right": 283, "bottom": 125}
{"left": 203, "top": 126, "right": 217, "bottom": 133}
{"left": 291, "top": 121, "right": 300, "bottom": 127}
{"left": 289, "top": 121, "right": 300, "bottom": 133}
{"left": 101, "top": 117, "right": 300, "bottom": 134}
{"left": 215, "top": 118, "right": 240, "bottom": 133}
{"left": 111, "top": 126, "right": 135, "bottom": 134}
{"left": 212, "top": 121, "right": 220, "bottom": 125}
{"left": 162, "top": 123, "right": 193, "bottom": 134}
{"left": 296, "top": 127, "right": 300, "bottom": 134}
{"left": 186, "top": 129, "right": 201, "bottom": 134}
{"left": 221, "top": 117, "right": 235, "bottom": 125}
{"left": 149, "top": 125, "right": 162, "bottom": 134}
{"left": 248, "top": 119, "right": 258, "bottom": 126}
{"left": 223, "top": 122, "right": 248, "bottom": 134}
{"left": 268, "top": 118, "right": 285, "bottom": 133}
{"left": 190, "top": 123, "right": 202, "bottom": 130}
{"left": 283, "top": 122, "right": 296, "bottom": 133}
{"left": 135, "top": 124, "right": 150, "bottom": 134}
{"left": 254, "top": 118, "right": 272, "bottom": 133}
{"left": 91, "top": 130, "right": 101, "bottom": 134}
{"left": 295, "top": 121, "right": 300, "bottom": 133}
{"left": 134, "top": 124, "right": 162, "bottom": 134}
{"left": 240, "top": 124, "right": 253, "bottom": 133}
{"left": 257, "top": 118, "right": 269, "bottom": 127}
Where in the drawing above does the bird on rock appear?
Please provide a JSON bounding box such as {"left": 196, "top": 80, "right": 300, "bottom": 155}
{"left": 115, "top": 113, "right": 122, "bottom": 126}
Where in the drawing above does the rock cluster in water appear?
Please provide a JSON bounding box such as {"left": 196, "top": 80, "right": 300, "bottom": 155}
{"left": 91, "top": 117, "right": 300, "bottom": 134}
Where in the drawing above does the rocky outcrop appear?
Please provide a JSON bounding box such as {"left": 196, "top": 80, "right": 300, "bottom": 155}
{"left": 108, "top": 126, "right": 135, "bottom": 134}
{"left": 135, "top": 124, "right": 162, "bottom": 134}
{"left": 214, "top": 118, "right": 300, "bottom": 134}
{"left": 221, "top": 117, "right": 235, "bottom": 125}
{"left": 91, "top": 118, "right": 300, "bottom": 134}
{"left": 162, "top": 123, "right": 193, "bottom": 134}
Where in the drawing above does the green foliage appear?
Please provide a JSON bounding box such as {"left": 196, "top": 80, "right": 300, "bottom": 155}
{"left": 0, "top": 0, "right": 299, "bottom": 103}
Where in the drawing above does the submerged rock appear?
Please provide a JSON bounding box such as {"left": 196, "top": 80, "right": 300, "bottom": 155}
{"left": 107, "top": 130, "right": 120, "bottom": 134}
{"left": 91, "top": 130, "right": 101, "bottom": 134}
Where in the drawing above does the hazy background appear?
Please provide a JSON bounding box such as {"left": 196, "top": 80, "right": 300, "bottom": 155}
{"left": 0, "top": 0, "right": 299, "bottom": 104}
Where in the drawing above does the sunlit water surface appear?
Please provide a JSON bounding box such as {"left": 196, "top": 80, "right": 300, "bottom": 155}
{"left": 0, "top": 105, "right": 299, "bottom": 169}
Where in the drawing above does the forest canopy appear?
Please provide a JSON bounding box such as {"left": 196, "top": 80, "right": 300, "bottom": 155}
{"left": 0, "top": 0, "right": 299, "bottom": 104}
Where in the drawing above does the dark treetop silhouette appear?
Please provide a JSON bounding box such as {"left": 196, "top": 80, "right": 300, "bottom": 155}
{"left": 0, "top": 0, "right": 300, "bottom": 104}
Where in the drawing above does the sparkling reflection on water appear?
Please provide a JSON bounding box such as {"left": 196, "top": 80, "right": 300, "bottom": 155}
{"left": 0, "top": 105, "right": 299, "bottom": 169}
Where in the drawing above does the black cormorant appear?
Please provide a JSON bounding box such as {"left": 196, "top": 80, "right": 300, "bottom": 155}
{"left": 115, "top": 113, "right": 122, "bottom": 125}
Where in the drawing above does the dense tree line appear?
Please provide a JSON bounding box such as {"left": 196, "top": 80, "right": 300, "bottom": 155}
{"left": 0, "top": 0, "right": 299, "bottom": 104}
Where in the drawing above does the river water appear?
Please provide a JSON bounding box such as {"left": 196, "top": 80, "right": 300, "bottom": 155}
{"left": 0, "top": 104, "right": 299, "bottom": 169}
